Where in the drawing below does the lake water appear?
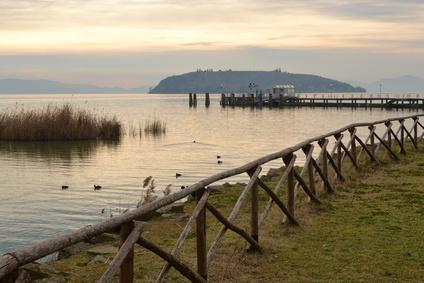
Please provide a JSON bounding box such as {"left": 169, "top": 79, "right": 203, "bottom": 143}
{"left": 0, "top": 93, "right": 421, "bottom": 254}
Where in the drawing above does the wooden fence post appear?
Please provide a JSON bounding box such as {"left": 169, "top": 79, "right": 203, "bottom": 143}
{"left": 120, "top": 221, "right": 135, "bottom": 283}
{"left": 195, "top": 188, "right": 207, "bottom": 280}
{"left": 369, "top": 125, "right": 375, "bottom": 155}
{"left": 318, "top": 139, "right": 329, "bottom": 192}
{"left": 2, "top": 270, "right": 18, "bottom": 283}
{"left": 400, "top": 119, "right": 406, "bottom": 154}
{"left": 349, "top": 128, "right": 357, "bottom": 166}
{"left": 283, "top": 154, "right": 295, "bottom": 217}
{"left": 189, "top": 93, "right": 193, "bottom": 107}
{"left": 335, "top": 134, "right": 343, "bottom": 181}
{"left": 248, "top": 168, "right": 259, "bottom": 244}
{"left": 308, "top": 156, "right": 316, "bottom": 195}
{"left": 386, "top": 121, "right": 392, "bottom": 149}
{"left": 414, "top": 117, "right": 419, "bottom": 148}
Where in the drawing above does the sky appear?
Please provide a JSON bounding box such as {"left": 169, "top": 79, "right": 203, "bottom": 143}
{"left": 0, "top": 0, "right": 423, "bottom": 87}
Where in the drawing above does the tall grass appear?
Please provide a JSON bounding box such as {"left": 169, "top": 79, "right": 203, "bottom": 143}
{"left": 0, "top": 104, "right": 122, "bottom": 141}
{"left": 144, "top": 119, "right": 166, "bottom": 136}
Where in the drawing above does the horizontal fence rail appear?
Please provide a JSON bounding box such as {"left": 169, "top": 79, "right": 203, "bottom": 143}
{"left": 1, "top": 113, "right": 424, "bottom": 282}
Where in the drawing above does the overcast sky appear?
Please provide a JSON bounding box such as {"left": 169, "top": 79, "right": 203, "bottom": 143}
{"left": 0, "top": 0, "right": 423, "bottom": 87}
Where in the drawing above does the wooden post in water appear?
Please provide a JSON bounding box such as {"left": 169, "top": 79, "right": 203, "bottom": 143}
{"left": 279, "top": 94, "right": 283, "bottom": 107}
{"left": 189, "top": 93, "right": 193, "bottom": 107}
{"left": 268, "top": 93, "right": 273, "bottom": 108}
{"left": 193, "top": 93, "right": 197, "bottom": 107}
{"left": 230, "top": 93, "right": 235, "bottom": 107}
{"left": 195, "top": 189, "right": 207, "bottom": 280}
{"left": 220, "top": 93, "right": 226, "bottom": 107}
{"left": 205, "top": 93, "right": 210, "bottom": 108}
{"left": 250, "top": 93, "right": 255, "bottom": 107}
{"left": 258, "top": 93, "right": 263, "bottom": 108}
{"left": 242, "top": 94, "right": 246, "bottom": 107}
{"left": 120, "top": 221, "right": 135, "bottom": 283}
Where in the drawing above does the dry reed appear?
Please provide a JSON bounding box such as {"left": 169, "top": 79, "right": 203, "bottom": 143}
{"left": 0, "top": 104, "right": 122, "bottom": 141}
{"left": 144, "top": 119, "right": 166, "bottom": 136}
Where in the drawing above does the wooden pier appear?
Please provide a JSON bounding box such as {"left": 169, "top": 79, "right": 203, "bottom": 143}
{"left": 220, "top": 93, "right": 424, "bottom": 109}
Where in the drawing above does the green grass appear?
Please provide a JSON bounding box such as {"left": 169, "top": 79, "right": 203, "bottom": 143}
{"left": 36, "top": 143, "right": 424, "bottom": 282}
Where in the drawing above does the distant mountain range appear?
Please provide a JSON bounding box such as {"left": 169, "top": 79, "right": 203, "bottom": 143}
{"left": 150, "top": 70, "right": 366, "bottom": 93}
{"left": 362, "top": 76, "right": 424, "bottom": 94}
{"left": 0, "top": 79, "right": 151, "bottom": 94}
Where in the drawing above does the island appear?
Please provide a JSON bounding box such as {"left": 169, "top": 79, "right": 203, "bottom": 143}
{"left": 150, "top": 69, "right": 366, "bottom": 93}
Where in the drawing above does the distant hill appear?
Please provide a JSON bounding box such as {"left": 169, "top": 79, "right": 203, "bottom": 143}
{"left": 0, "top": 79, "right": 151, "bottom": 94}
{"left": 150, "top": 70, "right": 366, "bottom": 93}
{"left": 365, "top": 76, "right": 424, "bottom": 94}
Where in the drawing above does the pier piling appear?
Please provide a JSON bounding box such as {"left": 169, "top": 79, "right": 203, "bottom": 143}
{"left": 220, "top": 93, "right": 226, "bottom": 107}
{"left": 205, "top": 93, "right": 210, "bottom": 108}
{"left": 193, "top": 93, "right": 197, "bottom": 107}
{"left": 258, "top": 93, "right": 263, "bottom": 108}
{"left": 230, "top": 93, "right": 235, "bottom": 107}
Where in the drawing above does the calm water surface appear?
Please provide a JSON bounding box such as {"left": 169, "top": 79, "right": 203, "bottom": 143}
{"left": 0, "top": 93, "right": 421, "bottom": 253}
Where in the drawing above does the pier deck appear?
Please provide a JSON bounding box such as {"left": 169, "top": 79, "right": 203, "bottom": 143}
{"left": 220, "top": 94, "right": 424, "bottom": 109}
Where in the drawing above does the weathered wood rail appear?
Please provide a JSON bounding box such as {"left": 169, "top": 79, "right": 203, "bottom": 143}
{"left": 220, "top": 93, "right": 424, "bottom": 109}
{"left": 1, "top": 114, "right": 424, "bottom": 282}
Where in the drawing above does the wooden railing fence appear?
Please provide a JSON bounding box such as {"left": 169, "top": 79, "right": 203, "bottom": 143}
{"left": 1, "top": 114, "right": 424, "bottom": 282}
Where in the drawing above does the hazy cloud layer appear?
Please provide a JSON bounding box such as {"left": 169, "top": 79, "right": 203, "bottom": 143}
{"left": 0, "top": 0, "right": 423, "bottom": 53}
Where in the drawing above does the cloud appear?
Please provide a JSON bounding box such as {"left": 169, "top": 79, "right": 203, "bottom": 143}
{"left": 0, "top": 0, "right": 422, "bottom": 54}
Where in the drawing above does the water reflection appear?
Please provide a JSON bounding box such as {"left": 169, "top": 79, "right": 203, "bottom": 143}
{"left": 0, "top": 140, "right": 120, "bottom": 162}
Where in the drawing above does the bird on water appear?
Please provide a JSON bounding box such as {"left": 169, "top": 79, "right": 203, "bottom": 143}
{"left": 94, "top": 185, "right": 102, "bottom": 190}
{"left": 176, "top": 173, "right": 182, "bottom": 178}
{"left": 61, "top": 185, "right": 69, "bottom": 190}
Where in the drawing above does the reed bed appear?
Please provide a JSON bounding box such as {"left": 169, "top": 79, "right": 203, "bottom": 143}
{"left": 144, "top": 119, "right": 166, "bottom": 136}
{"left": 0, "top": 104, "right": 122, "bottom": 141}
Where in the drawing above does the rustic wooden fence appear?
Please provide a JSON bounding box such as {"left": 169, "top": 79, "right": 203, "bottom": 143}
{"left": 1, "top": 114, "right": 424, "bottom": 282}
